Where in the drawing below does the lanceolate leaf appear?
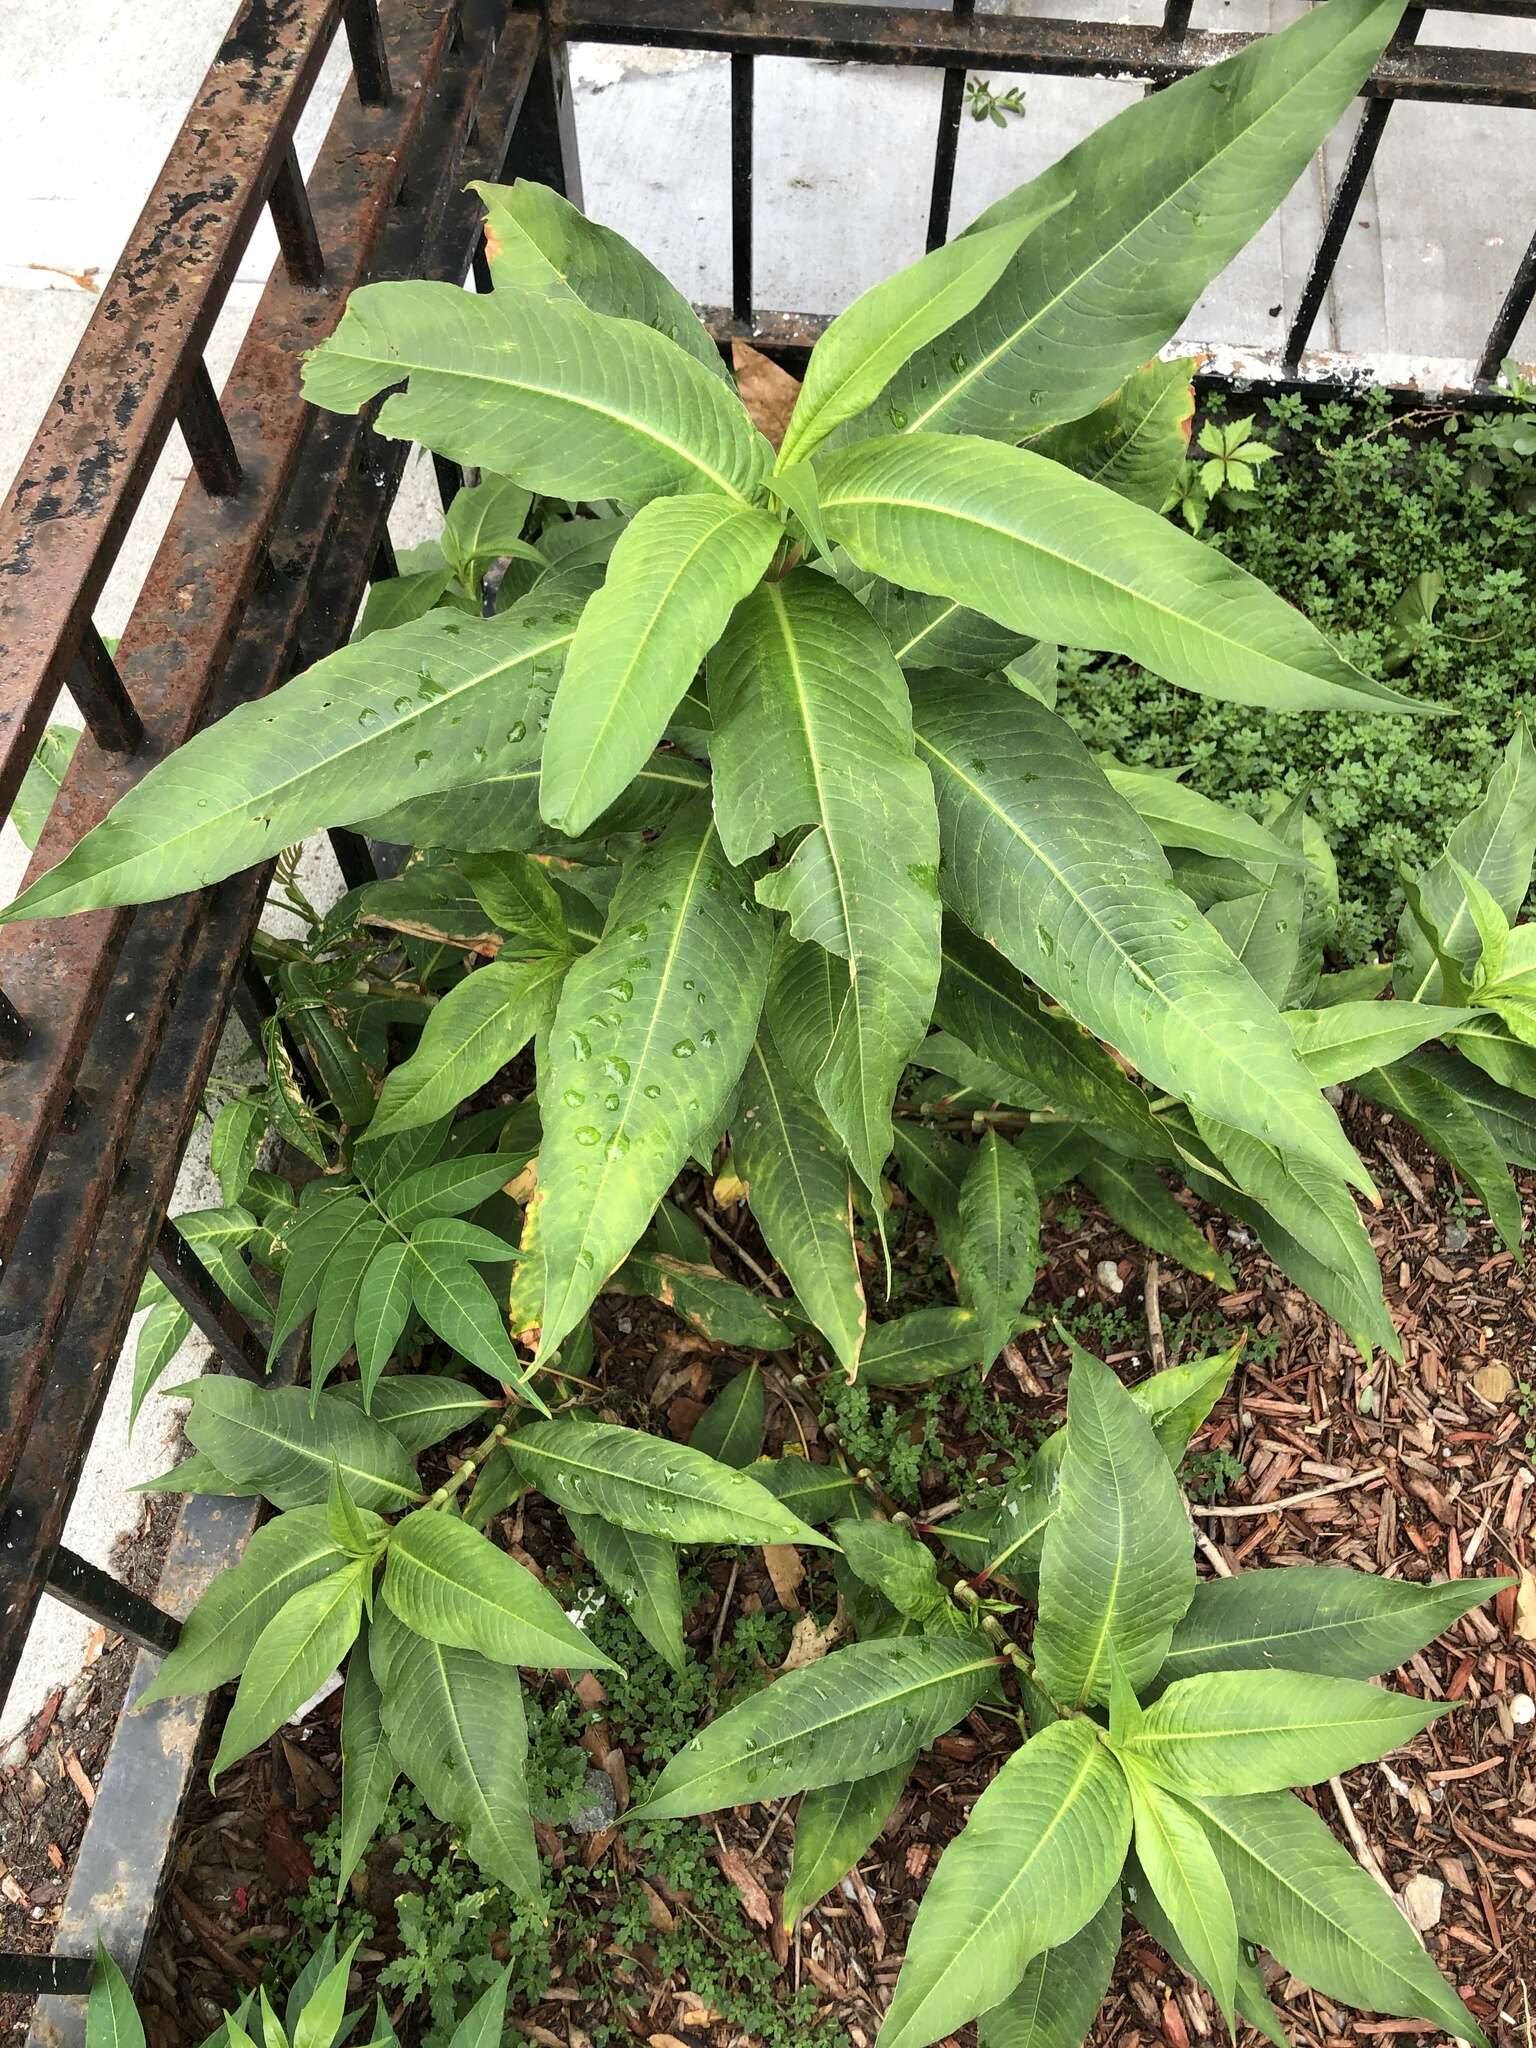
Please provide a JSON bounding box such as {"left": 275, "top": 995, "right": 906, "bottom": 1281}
{"left": 1156, "top": 1567, "right": 1511, "bottom": 1687}
{"left": 1127, "top": 1862, "right": 1288, "bottom": 2048}
{"left": 359, "top": 751, "right": 710, "bottom": 856}
{"left": 383, "top": 1509, "right": 616, "bottom": 1670}
{"left": 822, "top": 437, "right": 1418, "bottom": 715}
{"left": 332, "top": 1376, "right": 497, "bottom": 1455}
{"left": 611, "top": 1251, "right": 793, "bottom": 1350}
{"left": 869, "top": 0, "right": 1407, "bottom": 440}
{"left": 955, "top": 1131, "right": 1041, "bottom": 1362}
{"left": 633, "top": 1637, "right": 998, "bottom": 1819}
{"left": 879, "top": 1717, "right": 1131, "bottom": 2048}
{"left": 1078, "top": 1154, "right": 1234, "bottom": 1287}
{"left": 336, "top": 1634, "right": 399, "bottom": 1900}
{"left": 977, "top": 1890, "right": 1121, "bottom": 2048}
{"left": 508, "top": 1418, "right": 830, "bottom": 1548}
{"left": 1414, "top": 1041, "right": 1536, "bottom": 1168}
{"left": 369, "top": 955, "right": 569, "bottom": 1139}
{"left": 1025, "top": 358, "right": 1195, "bottom": 511}
{"left": 733, "top": 1023, "right": 867, "bottom": 1377}
{"left": 1287, "top": 1000, "right": 1478, "bottom": 1086}
{"left": 860, "top": 579, "right": 1035, "bottom": 676}
{"left": 1034, "top": 1349, "right": 1195, "bottom": 1705}
{"left": 568, "top": 1513, "right": 688, "bottom": 1672}
{"left": 1123, "top": 1763, "right": 1237, "bottom": 2027}
{"left": 353, "top": 1240, "right": 415, "bottom": 1404}
{"left": 1104, "top": 765, "right": 1303, "bottom": 870}
{"left": 183, "top": 1381, "right": 420, "bottom": 1513}
{"left": 709, "top": 572, "right": 941, "bottom": 1195}
{"left": 371, "top": 1598, "right": 540, "bottom": 1901}
{"left": 858, "top": 1306, "right": 986, "bottom": 1387}
{"left": 534, "top": 804, "right": 772, "bottom": 1362}
{"left": 783, "top": 1760, "right": 912, "bottom": 1929}
{"left": 2, "top": 592, "right": 589, "bottom": 924}
{"left": 1352, "top": 1057, "right": 1523, "bottom": 1251}
{"left": 1190, "top": 1790, "right": 1488, "bottom": 2046}
{"left": 540, "top": 495, "right": 781, "bottom": 834}
{"left": 690, "top": 1367, "right": 766, "bottom": 1468}
{"left": 912, "top": 678, "right": 1369, "bottom": 1190}
{"left": 752, "top": 1456, "right": 868, "bottom": 1527}
{"left": 303, "top": 280, "right": 769, "bottom": 507}
{"left": 210, "top": 1564, "right": 366, "bottom": 1783}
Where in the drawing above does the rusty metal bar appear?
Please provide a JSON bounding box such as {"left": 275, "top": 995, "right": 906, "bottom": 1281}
{"left": 1, "top": 1959, "right": 94, "bottom": 2003}
{"left": 269, "top": 139, "right": 327, "bottom": 288}
{"left": 0, "top": 986, "right": 28, "bottom": 1057}
{"left": 731, "top": 54, "right": 754, "bottom": 325}
{"left": 330, "top": 825, "right": 380, "bottom": 889}
{"left": 550, "top": 0, "right": 1536, "bottom": 106}
{"left": 342, "top": 0, "right": 391, "bottom": 105}
{"left": 1478, "top": 223, "right": 1536, "bottom": 382}
{"left": 925, "top": 0, "right": 973, "bottom": 252}
{"left": 177, "top": 358, "right": 243, "bottom": 498}
{"left": 68, "top": 622, "right": 144, "bottom": 755}
{"left": 0, "top": 0, "right": 344, "bottom": 826}
{"left": 372, "top": 528, "right": 399, "bottom": 580}
{"left": 150, "top": 1218, "right": 267, "bottom": 1376}
{"left": 46, "top": 1547, "right": 182, "bottom": 1657}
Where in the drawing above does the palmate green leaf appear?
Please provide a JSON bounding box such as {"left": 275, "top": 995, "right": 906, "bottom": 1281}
{"left": 691, "top": 1367, "right": 766, "bottom": 1469}
{"left": 611, "top": 1251, "right": 793, "bottom": 1350}
{"left": 1122, "top": 1762, "right": 1236, "bottom": 2029}
{"left": 509, "top": 1417, "right": 830, "bottom": 1548}
{"left": 210, "top": 1562, "right": 366, "bottom": 1783}
{"left": 1353, "top": 1057, "right": 1523, "bottom": 1251}
{"left": 541, "top": 495, "right": 781, "bottom": 834}
{"left": 633, "top": 1637, "right": 998, "bottom": 1820}
{"left": 1396, "top": 721, "right": 1536, "bottom": 1002}
{"left": 977, "top": 1890, "right": 1121, "bottom": 2048}
{"left": 1124, "top": 1670, "right": 1448, "bottom": 1797}
{"left": 139, "top": 1506, "right": 371, "bottom": 1704}
{"left": 371, "top": 1596, "right": 540, "bottom": 1902}
{"left": 1410, "top": 1042, "right": 1536, "bottom": 1168}
{"left": 383, "top": 1154, "right": 514, "bottom": 1227}
{"left": 955, "top": 1130, "right": 1041, "bottom": 1362}
{"left": 752, "top": 1455, "right": 867, "bottom": 1527}
{"left": 303, "top": 280, "right": 769, "bottom": 507}
{"left": 880, "top": 1717, "right": 1132, "bottom": 2048}
{"left": 568, "top": 1512, "right": 687, "bottom": 1672}
{"left": 1078, "top": 1154, "right": 1234, "bottom": 1287}
{"left": 870, "top": 0, "right": 1406, "bottom": 441}
{"left": 368, "top": 956, "right": 569, "bottom": 1142}
{"left": 336, "top": 1633, "right": 399, "bottom": 1901}
{"left": 1104, "top": 765, "right": 1302, "bottom": 871}
{"left": 1035, "top": 1349, "right": 1195, "bottom": 1706}
{"left": 1, "top": 589, "right": 589, "bottom": 924}
{"left": 1287, "top": 999, "right": 1479, "bottom": 1086}
{"left": 176, "top": 1206, "right": 271, "bottom": 1331}
{"left": 185, "top": 1381, "right": 419, "bottom": 1512}
{"left": 783, "top": 1759, "right": 912, "bottom": 1930}
{"left": 383, "top": 1508, "right": 616, "bottom": 1670}
{"left": 710, "top": 572, "right": 940, "bottom": 1196}
{"left": 471, "top": 179, "right": 730, "bottom": 386}
{"left": 777, "top": 195, "right": 1068, "bottom": 470}
{"left": 734, "top": 1022, "right": 866, "bottom": 1376}
{"left": 912, "top": 679, "right": 1369, "bottom": 1191}
{"left": 1190, "top": 1790, "right": 1488, "bottom": 2047}
{"left": 1024, "top": 359, "right": 1195, "bottom": 512}
{"left": 1156, "top": 1566, "right": 1510, "bottom": 1688}
{"left": 823, "top": 437, "right": 1418, "bottom": 716}
{"left": 86, "top": 1945, "right": 145, "bottom": 2048}
{"left": 860, "top": 1306, "right": 986, "bottom": 1387}
{"left": 534, "top": 803, "right": 773, "bottom": 1363}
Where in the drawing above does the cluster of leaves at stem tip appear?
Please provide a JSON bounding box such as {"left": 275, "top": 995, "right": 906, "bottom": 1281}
{"left": 16, "top": 0, "right": 1529, "bottom": 2040}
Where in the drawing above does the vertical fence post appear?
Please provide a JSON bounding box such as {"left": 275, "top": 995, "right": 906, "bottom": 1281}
{"left": 503, "top": 4, "right": 582, "bottom": 203}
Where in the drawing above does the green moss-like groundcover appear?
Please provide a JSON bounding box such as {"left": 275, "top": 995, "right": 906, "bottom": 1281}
{"left": 1060, "top": 385, "right": 1536, "bottom": 961}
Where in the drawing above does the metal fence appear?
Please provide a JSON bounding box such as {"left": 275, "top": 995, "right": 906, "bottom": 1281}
{"left": 0, "top": 0, "right": 1531, "bottom": 2029}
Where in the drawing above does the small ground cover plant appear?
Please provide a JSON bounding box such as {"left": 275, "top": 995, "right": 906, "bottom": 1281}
{"left": 12, "top": 0, "right": 1525, "bottom": 2040}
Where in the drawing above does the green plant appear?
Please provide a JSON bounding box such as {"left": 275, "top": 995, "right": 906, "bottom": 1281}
{"left": 1162, "top": 413, "right": 1278, "bottom": 535}
{"left": 965, "top": 76, "right": 1027, "bottom": 127}
{"left": 87, "top": 1930, "right": 401, "bottom": 2048}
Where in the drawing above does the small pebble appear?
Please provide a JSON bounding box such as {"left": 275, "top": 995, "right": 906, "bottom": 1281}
{"left": 1096, "top": 1260, "right": 1123, "bottom": 1295}
{"left": 1444, "top": 1219, "right": 1470, "bottom": 1253}
{"left": 1510, "top": 1692, "right": 1535, "bottom": 1727}
{"left": 568, "top": 1765, "right": 617, "bottom": 1835}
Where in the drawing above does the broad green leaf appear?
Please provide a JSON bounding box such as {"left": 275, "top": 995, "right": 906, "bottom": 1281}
{"left": 455, "top": 852, "right": 569, "bottom": 954}
{"left": 371, "top": 1597, "right": 540, "bottom": 1901}
{"left": 407, "top": 1254, "right": 543, "bottom": 1404}
{"left": 912, "top": 679, "right": 1369, "bottom": 1191}
{"left": 1156, "top": 1567, "right": 1512, "bottom": 1687}
{"left": 777, "top": 197, "right": 1068, "bottom": 469}
{"left": 859, "top": 1306, "right": 985, "bottom": 1387}
{"left": 1396, "top": 721, "right": 1536, "bottom": 1002}
{"left": 353, "top": 1239, "right": 414, "bottom": 1404}
{"left": 955, "top": 1131, "right": 1040, "bottom": 1362}
{"left": 1078, "top": 1155, "right": 1234, "bottom": 1287}
{"left": 185, "top": 1379, "right": 419, "bottom": 1512}
{"left": 879, "top": 1717, "right": 1131, "bottom": 2048}
{"left": 134, "top": 1449, "right": 246, "bottom": 1497}
{"left": 384, "top": 1154, "right": 515, "bottom": 1227}
{"left": 509, "top": 1417, "right": 830, "bottom": 1548}
{"left": 1125, "top": 1670, "right": 1448, "bottom": 1797}
{"left": 611, "top": 1251, "right": 793, "bottom": 1350}
{"left": 873, "top": 0, "right": 1408, "bottom": 439}
{"left": 1024, "top": 359, "right": 1195, "bottom": 511}
{"left": 1190, "top": 1790, "right": 1488, "bottom": 2046}
{"left": 87, "top": 1944, "right": 145, "bottom": 2048}
{"left": 1, "top": 592, "right": 588, "bottom": 923}
{"left": 752, "top": 1455, "right": 867, "bottom": 1526}
{"left": 291, "top": 1940, "right": 365, "bottom": 2048}
{"left": 1127, "top": 1864, "right": 1289, "bottom": 2048}
{"left": 176, "top": 1206, "right": 271, "bottom": 1331}
{"left": 441, "top": 475, "right": 534, "bottom": 589}
{"left": 568, "top": 1513, "right": 687, "bottom": 1672}
{"left": 1207, "top": 794, "right": 1310, "bottom": 1005}
{"left": 139, "top": 1506, "right": 368, "bottom": 1704}
{"left": 1122, "top": 1764, "right": 1237, "bottom": 2029}
{"left": 977, "top": 1890, "right": 1121, "bottom": 2048}
{"left": 1411, "top": 1042, "right": 1536, "bottom": 1168}
{"left": 541, "top": 495, "right": 781, "bottom": 834}
{"left": 534, "top": 804, "right": 772, "bottom": 1362}
{"left": 355, "top": 564, "right": 455, "bottom": 639}
{"left": 130, "top": 1296, "right": 191, "bottom": 1432}
{"left": 210, "top": 1564, "right": 365, "bottom": 1782}
{"left": 1034, "top": 1348, "right": 1195, "bottom": 1705}
{"left": 383, "top": 1508, "right": 615, "bottom": 1670}
{"left": 734, "top": 1024, "right": 866, "bottom": 1376}
{"left": 633, "top": 1637, "right": 998, "bottom": 1819}
{"left": 834, "top": 1518, "right": 948, "bottom": 1622}
{"left": 302, "top": 280, "right": 768, "bottom": 507}
{"left": 822, "top": 437, "right": 1418, "bottom": 715}
{"left": 1288, "top": 1000, "right": 1478, "bottom": 1086}
{"left": 370, "top": 956, "right": 568, "bottom": 1140}
{"left": 783, "top": 1759, "right": 911, "bottom": 1929}
{"left": 309, "top": 1216, "right": 391, "bottom": 1399}
{"left": 709, "top": 573, "right": 941, "bottom": 1195}
{"left": 860, "top": 578, "right": 1034, "bottom": 676}
{"left": 472, "top": 179, "right": 730, "bottom": 384}
{"left": 210, "top": 1098, "right": 266, "bottom": 1207}
{"left": 691, "top": 1367, "right": 766, "bottom": 1468}
{"left": 1104, "top": 765, "right": 1302, "bottom": 871}
{"left": 336, "top": 1634, "right": 399, "bottom": 1900}
{"left": 1353, "top": 1057, "right": 1523, "bottom": 1251}
{"left": 360, "top": 750, "right": 710, "bottom": 856}
{"left": 332, "top": 1375, "right": 496, "bottom": 1455}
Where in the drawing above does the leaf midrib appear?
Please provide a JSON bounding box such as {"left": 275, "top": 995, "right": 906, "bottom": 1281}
{"left": 391, "top": 1523, "right": 576, "bottom": 1659}
{"left": 513, "top": 1431, "right": 790, "bottom": 1538}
